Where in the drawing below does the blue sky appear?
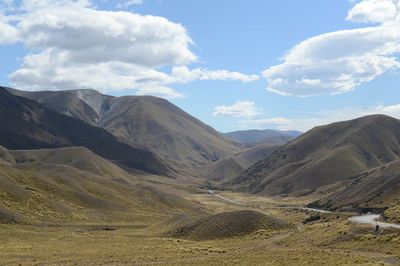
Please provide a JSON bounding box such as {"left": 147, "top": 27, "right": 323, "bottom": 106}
{"left": 0, "top": 0, "right": 399, "bottom": 132}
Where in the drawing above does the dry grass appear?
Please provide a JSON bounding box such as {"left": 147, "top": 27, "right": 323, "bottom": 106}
{"left": 164, "top": 210, "right": 288, "bottom": 240}
{"left": 1, "top": 190, "right": 400, "bottom": 265}
{"left": 0, "top": 223, "right": 388, "bottom": 266}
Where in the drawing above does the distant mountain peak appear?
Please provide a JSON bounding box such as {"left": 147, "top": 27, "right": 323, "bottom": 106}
{"left": 223, "top": 129, "right": 302, "bottom": 147}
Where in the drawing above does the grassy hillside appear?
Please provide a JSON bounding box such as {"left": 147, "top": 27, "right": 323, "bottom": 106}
{"left": 164, "top": 210, "right": 288, "bottom": 240}
{"left": 231, "top": 115, "right": 400, "bottom": 196}
{"left": 200, "top": 143, "right": 280, "bottom": 182}
{"left": 0, "top": 146, "right": 204, "bottom": 224}
{"left": 310, "top": 159, "right": 400, "bottom": 211}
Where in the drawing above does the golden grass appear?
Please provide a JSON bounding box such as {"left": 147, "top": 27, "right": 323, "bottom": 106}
{"left": 1, "top": 191, "right": 400, "bottom": 265}
{"left": 0, "top": 223, "right": 388, "bottom": 266}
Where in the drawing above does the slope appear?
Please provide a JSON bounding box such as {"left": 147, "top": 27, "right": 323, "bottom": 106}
{"left": 309, "top": 159, "right": 400, "bottom": 211}
{"left": 8, "top": 88, "right": 240, "bottom": 171}
{"left": 164, "top": 210, "right": 287, "bottom": 241}
{"left": 200, "top": 143, "right": 280, "bottom": 182}
{"left": 0, "top": 146, "right": 204, "bottom": 224}
{"left": 0, "top": 88, "right": 169, "bottom": 175}
{"left": 223, "top": 129, "right": 302, "bottom": 146}
{"left": 231, "top": 115, "right": 400, "bottom": 196}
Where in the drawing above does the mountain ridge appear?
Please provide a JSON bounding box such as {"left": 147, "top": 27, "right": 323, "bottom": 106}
{"left": 230, "top": 114, "right": 400, "bottom": 196}
{"left": 0, "top": 87, "right": 171, "bottom": 175}
{"left": 223, "top": 129, "right": 302, "bottom": 147}
{"left": 7, "top": 88, "right": 240, "bottom": 172}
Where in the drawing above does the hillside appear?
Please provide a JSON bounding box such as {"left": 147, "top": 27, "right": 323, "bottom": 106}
{"left": 200, "top": 143, "right": 280, "bottom": 182}
{"left": 223, "top": 129, "right": 301, "bottom": 146}
{"left": 0, "top": 146, "right": 204, "bottom": 224}
{"left": 0, "top": 88, "right": 169, "bottom": 175}
{"left": 1, "top": 146, "right": 136, "bottom": 182}
{"left": 309, "top": 159, "right": 400, "bottom": 211}
{"left": 8, "top": 88, "right": 240, "bottom": 171}
{"left": 164, "top": 210, "right": 287, "bottom": 240}
{"left": 231, "top": 115, "right": 400, "bottom": 196}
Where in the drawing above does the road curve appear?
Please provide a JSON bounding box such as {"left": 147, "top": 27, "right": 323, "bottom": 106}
{"left": 206, "top": 190, "right": 400, "bottom": 230}
{"left": 348, "top": 214, "right": 400, "bottom": 229}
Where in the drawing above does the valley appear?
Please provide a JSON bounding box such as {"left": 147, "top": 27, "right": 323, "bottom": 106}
{"left": 2, "top": 1, "right": 400, "bottom": 265}
{"left": 1, "top": 87, "right": 400, "bottom": 265}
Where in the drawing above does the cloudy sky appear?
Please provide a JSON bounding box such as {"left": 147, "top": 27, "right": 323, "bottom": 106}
{"left": 0, "top": 0, "right": 400, "bottom": 132}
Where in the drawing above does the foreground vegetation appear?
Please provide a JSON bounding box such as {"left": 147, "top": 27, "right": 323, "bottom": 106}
{"left": 1, "top": 191, "right": 400, "bottom": 265}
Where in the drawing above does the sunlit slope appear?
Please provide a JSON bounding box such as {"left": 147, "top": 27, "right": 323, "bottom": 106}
{"left": 232, "top": 115, "right": 400, "bottom": 196}
{"left": 164, "top": 210, "right": 288, "bottom": 240}
{"left": 310, "top": 159, "right": 400, "bottom": 211}
{"left": 0, "top": 146, "right": 204, "bottom": 224}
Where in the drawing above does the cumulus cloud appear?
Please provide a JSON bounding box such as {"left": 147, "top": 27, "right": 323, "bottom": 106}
{"left": 263, "top": 0, "right": 400, "bottom": 96}
{"left": 0, "top": 0, "right": 258, "bottom": 99}
{"left": 18, "top": 3, "right": 196, "bottom": 67}
{"left": 213, "top": 101, "right": 263, "bottom": 118}
{"left": 0, "top": 18, "right": 18, "bottom": 44}
{"left": 347, "top": 0, "right": 398, "bottom": 23}
{"left": 170, "top": 66, "right": 260, "bottom": 83}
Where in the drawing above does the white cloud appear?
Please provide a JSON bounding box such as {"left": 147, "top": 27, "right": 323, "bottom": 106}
{"left": 263, "top": 0, "right": 400, "bottom": 96}
{"left": 0, "top": 18, "right": 18, "bottom": 44}
{"left": 375, "top": 103, "right": 400, "bottom": 115}
{"left": 347, "top": 0, "right": 398, "bottom": 23}
{"left": 213, "top": 101, "right": 263, "bottom": 118}
{"left": 17, "top": 4, "right": 196, "bottom": 67}
{"left": 10, "top": 50, "right": 187, "bottom": 98}
{"left": 21, "top": 0, "right": 91, "bottom": 11}
{"left": 241, "top": 103, "right": 400, "bottom": 132}
{"left": 0, "top": 0, "right": 258, "bottom": 99}
{"left": 136, "top": 85, "right": 185, "bottom": 99}
{"left": 170, "top": 66, "right": 260, "bottom": 83}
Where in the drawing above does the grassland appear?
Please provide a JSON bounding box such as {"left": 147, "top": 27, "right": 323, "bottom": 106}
{"left": 1, "top": 190, "right": 400, "bottom": 265}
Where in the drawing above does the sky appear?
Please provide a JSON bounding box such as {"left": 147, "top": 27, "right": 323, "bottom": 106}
{"left": 0, "top": 0, "right": 400, "bottom": 132}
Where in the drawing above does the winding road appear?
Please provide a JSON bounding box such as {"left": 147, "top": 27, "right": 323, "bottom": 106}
{"left": 207, "top": 190, "right": 400, "bottom": 229}
{"left": 207, "top": 190, "right": 243, "bottom": 205}
{"left": 349, "top": 214, "right": 400, "bottom": 229}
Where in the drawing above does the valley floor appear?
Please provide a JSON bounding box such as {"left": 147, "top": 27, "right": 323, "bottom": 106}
{"left": 1, "top": 191, "right": 400, "bottom": 266}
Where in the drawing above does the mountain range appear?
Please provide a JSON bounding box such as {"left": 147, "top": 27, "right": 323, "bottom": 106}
{"left": 8, "top": 88, "right": 239, "bottom": 173}
{"left": 230, "top": 115, "right": 400, "bottom": 210}
{"left": 223, "top": 129, "right": 302, "bottom": 147}
{"left": 3, "top": 86, "right": 400, "bottom": 215}
{"left": 0, "top": 88, "right": 170, "bottom": 175}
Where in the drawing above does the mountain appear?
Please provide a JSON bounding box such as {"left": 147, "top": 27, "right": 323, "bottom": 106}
{"left": 309, "top": 159, "right": 400, "bottom": 212}
{"left": 0, "top": 146, "right": 136, "bottom": 182}
{"left": 223, "top": 129, "right": 302, "bottom": 146}
{"left": 0, "top": 88, "right": 169, "bottom": 175}
{"left": 8, "top": 88, "right": 240, "bottom": 171}
{"left": 230, "top": 115, "right": 400, "bottom": 196}
{"left": 0, "top": 146, "right": 203, "bottom": 224}
{"left": 200, "top": 143, "right": 280, "bottom": 182}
